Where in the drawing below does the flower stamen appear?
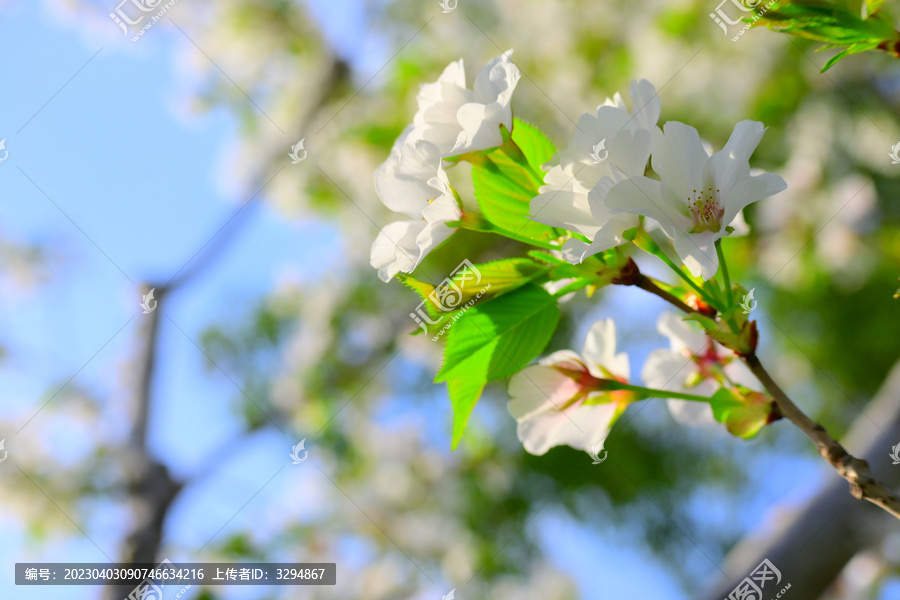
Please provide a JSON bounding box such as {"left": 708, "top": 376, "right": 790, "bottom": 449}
{"left": 687, "top": 187, "right": 724, "bottom": 233}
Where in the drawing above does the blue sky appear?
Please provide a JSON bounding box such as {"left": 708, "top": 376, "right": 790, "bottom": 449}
{"left": 0, "top": 2, "right": 334, "bottom": 598}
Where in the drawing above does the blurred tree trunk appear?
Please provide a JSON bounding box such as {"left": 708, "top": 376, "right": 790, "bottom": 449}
{"left": 699, "top": 360, "right": 900, "bottom": 600}
{"left": 100, "top": 55, "right": 348, "bottom": 600}
{"left": 102, "top": 285, "right": 182, "bottom": 600}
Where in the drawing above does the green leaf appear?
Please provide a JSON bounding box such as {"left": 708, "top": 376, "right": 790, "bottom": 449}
{"left": 863, "top": 0, "right": 886, "bottom": 19}
{"left": 398, "top": 272, "right": 442, "bottom": 317}
{"left": 710, "top": 387, "right": 774, "bottom": 439}
{"left": 755, "top": 1, "right": 896, "bottom": 45}
{"left": 447, "top": 378, "right": 486, "bottom": 449}
{"left": 686, "top": 308, "right": 756, "bottom": 356}
{"left": 398, "top": 257, "right": 550, "bottom": 326}
{"left": 472, "top": 119, "right": 562, "bottom": 246}
{"left": 436, "top": 284, "right": 559, "bottom": 383}
{"left": 822, "top": 41, "right": 881, "bottom": 70}
{"left": 400, "top": 258, "right": 552, "bottom": 337}
{"left": 439, "top": 284, "right": 560, "bottom": 447}
{"left": 752, "top": 1, "right": 898, "bottom": 71}
{"left": 511, "top": 119, "right": 557, "bottom": 172}
{"left": 528, "top": 247, "right": 631, "bottom": 290}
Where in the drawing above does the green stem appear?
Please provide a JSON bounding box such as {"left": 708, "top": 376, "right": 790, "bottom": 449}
{"left": 551, "top": 278, "right": 594, "bottom": 297}
{"left": 453, "top": 212, "right": 559, "bottom": 250}
{"left": 633, "top": 228, "right": 716, "bottom": 306}
{"left": 665, "top": 259, "right": 713, "bottom": 305}
{"left": 604, "top": 380, "right": 712, "bottom": 403}
{"left": 716, "top": 239, "right": 734, "bottom": 307}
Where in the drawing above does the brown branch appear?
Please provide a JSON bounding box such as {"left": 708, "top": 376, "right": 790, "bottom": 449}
{"left": 634, "top": 274, "right": 696, "bottom": 315}
{"left": 102, "top": 284, "right": 182, "bottom": 600}
{"left": 743, "top": 353, "right": 900, "bottom": 520}
{"left": 102, "top": 51, "right": 350, "bottom": 600}
{"left": 621, "top": 260, "right": 900, "bottom": 521}
{"left": 613, "top": 259, "right": 705, "bottom": 316}
{"left": 699, "top": 360, "right": 900, "bottom": 600}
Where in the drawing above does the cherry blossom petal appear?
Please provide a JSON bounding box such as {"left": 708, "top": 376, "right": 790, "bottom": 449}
{"left": 374, "top": 128, "right": 448, "bottom": 217}
{"left": 666, "top": 399, "right": 715, "bottom": 426}
{"left": 723, "top": 357, "right": 762, "bottom": 390}
{"left": 536, "top": 349, "right": 583, "bottom": 369}
{"left": 370, "top": 220, "right": 425, "bottom": 282}
{"left": 530, "top": 166, "right": 600, "bottom": 237}
{"left": 704, "top": 120, "right": 765, "bottom": 197}
{"left": 642, "top": 348, "right": 691, "bottom": 391}
{"left": 453, "top": 102, "right": 506, "bottom": 155}
{"left": 581, "top": 318, "right": 630, "bottom": 380}
{"left": 720, "top": 172, "right": 787, "bottom": 228}
{"left": 673, "top": 228, "right": 719, "bottom": 279}
{"left": 605, "top": 176, "right": 673, "bottom": 228}
{"left": 626, "top": 79, "right": 661, "bottom": 133}
{"left": 515, "top": 402, "right": 618, "bottom": 455}
{"left": 649, "top": 121, "right": 707, "bottom": 201}
{"left": 657, "top": 311, "right": 707, "bottom": 353}
{"left": 413, "top": 51, "right": 520, "bottom": 157}
{"left": 472, "top": 50, "right": 519, "bottom": 123}
{"left": 509, "top": 364, "right": 571, "bottom": 409}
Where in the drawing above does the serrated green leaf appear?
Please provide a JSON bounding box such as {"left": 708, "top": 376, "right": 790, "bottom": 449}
{"left": 710, "top": 387, "right": 773, "bottom": 438}
{"left": 397, "top": 273, "right": 440, "bottom": 316}
{"left": 435, "top": 284, "right": 559, "bottom": 383}
{"left": 511, "top": 119, "right": 557, "bottom": 172}
{"left": 472, "top": 119, "right": 562, "bottom": 246}
{"left": 448, "top": 378, "right": 486, "bottom": 449}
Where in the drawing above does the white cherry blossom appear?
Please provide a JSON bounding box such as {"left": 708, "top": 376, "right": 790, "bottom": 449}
{"left": 642, "top": 311, "right": 761, "bottom": 426}
{"left": 413, "top": 50, "right": 521, "bottom": 157}
{"left": 370, "top": 126, "right": 461, "bottom": 281}
{"left": 606, "top": 120, "right": 786, "bottom": 279}
{"left": 529, "top": 79, "right": 661, "bottom": 263}
{"left": 507, "top": 319, "right": 632, "bottom": 455}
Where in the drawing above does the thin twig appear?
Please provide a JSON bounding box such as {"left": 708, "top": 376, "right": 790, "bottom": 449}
{"left": 634, "top": 274, "right": 697, "bottom": 315}
{"left": 103, "top": 53, "right": 350, "bottom": 600}
{"left": 743, "top": 353, "right": 900, "bottom": 520}
{"left": 623, "top": 261, "right": 900, "bottom": 521}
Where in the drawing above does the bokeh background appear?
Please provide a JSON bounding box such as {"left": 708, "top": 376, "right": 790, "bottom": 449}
{"left": 1, "top": 0, "right": 900, "bottom": 598}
